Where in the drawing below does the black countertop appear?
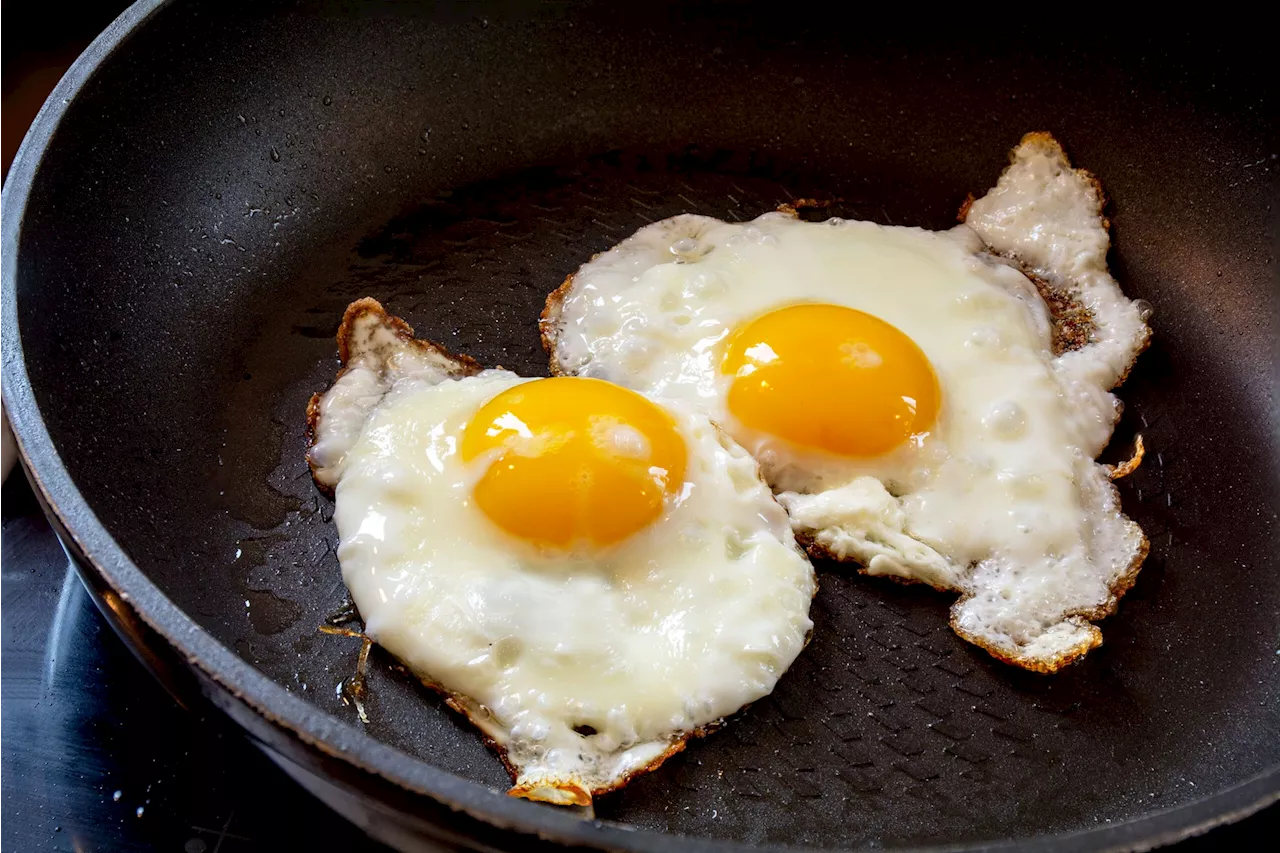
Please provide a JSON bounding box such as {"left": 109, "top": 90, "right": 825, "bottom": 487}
{"left": 1, "top": 473, "right": 393, "bottom": 852}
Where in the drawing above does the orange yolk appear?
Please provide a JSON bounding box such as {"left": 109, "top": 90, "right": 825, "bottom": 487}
{"left": 721, "top": 304, "right": 939, "bottom": 457}
{"left": 460, "top": 377, "right": 687, "bottom": 550}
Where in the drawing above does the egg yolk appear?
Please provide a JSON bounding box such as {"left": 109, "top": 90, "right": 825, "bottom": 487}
{"left": 460, "top": 377, "right": 687, "bottom": 550}
{"left": 721, "top": 304, "right": 939, "bottom": 457}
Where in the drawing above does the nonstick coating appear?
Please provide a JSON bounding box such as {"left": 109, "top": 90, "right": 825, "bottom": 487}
{"left": 4, "top": 2, "right": 1277, "bottom": 850}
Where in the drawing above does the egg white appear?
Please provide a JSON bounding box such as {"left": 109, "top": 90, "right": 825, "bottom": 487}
{"left": 332, "top": 370, "right": 815, "bottom": 802}
{"left": 546, "top": 137, "right": 1149, "bottom": 671}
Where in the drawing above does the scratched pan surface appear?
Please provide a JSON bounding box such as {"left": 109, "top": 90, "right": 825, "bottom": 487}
{"left": 3, "top": 2, "right": 1277, "bottom": 850}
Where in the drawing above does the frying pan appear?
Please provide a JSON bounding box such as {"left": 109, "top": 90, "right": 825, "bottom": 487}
{"left": 3, "top": 2, "right": 1277, "bottom": 850}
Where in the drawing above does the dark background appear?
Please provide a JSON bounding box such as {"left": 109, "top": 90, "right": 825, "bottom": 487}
{"left": 2, "top": 3, "right": 1275, "bottom": 851}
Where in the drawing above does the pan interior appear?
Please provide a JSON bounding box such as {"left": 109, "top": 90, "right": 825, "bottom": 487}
{"left": 10, "top": 3, "right": 1277, "bottom": 849}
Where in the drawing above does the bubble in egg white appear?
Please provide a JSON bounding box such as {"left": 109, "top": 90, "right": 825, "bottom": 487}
{"left": 967, "top": 451, "right": 997, "bottom": 474}
{"left": 956, "top": 289, "right": 1006, "bottom": 312}
{"left": 998, "top": 469, "right": 1048, "bottom": 499}
{"left": 617, "top": 340, "right": 653, "bottom": 372}
{"left": 966, "top": 326, "right": 1005, "bottom": 351}
{"left": 1010, "top": 507, "right": 1052, "bottom": 535}
{"left": 670, "top": 237, "right": 699, "bottom": 256}
{"left": 494, "top": 636, "right": 523, "bottom": 668}
{"left": 688, "top": 272, "right": 726, "bottom": 299}
{"left": 983, "top": 401, "right": 1027, "bottom": 440}
{"left": 589, "top": 314, "right": 621, "bottom": 337}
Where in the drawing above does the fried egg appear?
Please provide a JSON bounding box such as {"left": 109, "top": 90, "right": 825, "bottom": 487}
{"left": 542, "top": 134, "right": 1150, "bottom": 672}
{"left": 307, "top": 300, "right": 815, "bottom": 804}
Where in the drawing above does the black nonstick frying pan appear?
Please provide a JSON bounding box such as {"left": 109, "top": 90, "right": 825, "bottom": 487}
{"left": 3, "top": 2, "right": 1277, "bottom": 850}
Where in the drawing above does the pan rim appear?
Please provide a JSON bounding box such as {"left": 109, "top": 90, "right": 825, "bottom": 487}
{"left": 1, "top": 1, "right": 1276, "bottom": 850}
